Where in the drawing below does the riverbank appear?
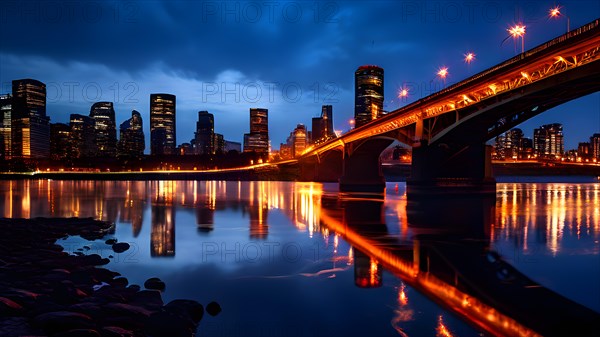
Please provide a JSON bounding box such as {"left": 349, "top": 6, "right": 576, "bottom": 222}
{"left": 0, "top": 217, "right": 215, "bottom": 337}
{"left": 1, "top": 162, "right": 598, "bottom": 182}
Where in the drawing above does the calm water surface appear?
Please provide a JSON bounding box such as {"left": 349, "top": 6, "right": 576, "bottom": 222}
{"left": 0, "top": 180, "right": 598, "bottom": 336}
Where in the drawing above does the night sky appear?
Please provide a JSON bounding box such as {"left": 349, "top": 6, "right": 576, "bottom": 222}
{"left": 1, "top": 0, "right": 599, "bottom": 151}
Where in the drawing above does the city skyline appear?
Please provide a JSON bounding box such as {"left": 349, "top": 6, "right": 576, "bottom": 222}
{"left": 1, "top": 1, "right": 599, "bottom": 150}
{"left": 1, "top": 76, "right": 598, "bottom": 160}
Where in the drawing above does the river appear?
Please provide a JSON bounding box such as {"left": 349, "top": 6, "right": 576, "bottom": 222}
{"left": 0, "top": 180, "right": 598, "bottom": 336}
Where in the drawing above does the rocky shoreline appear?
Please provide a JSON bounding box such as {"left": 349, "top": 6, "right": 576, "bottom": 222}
{"left": 0, "top": 217, "right": 219, "bottom": 337}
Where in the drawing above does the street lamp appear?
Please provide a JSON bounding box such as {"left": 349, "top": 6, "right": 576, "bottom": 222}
{"left": 506, "top": 24, "right": 526, "bottom": 53}
{"left": 464, "top": 52, "right": 475, "bottom": 73}
{"left": 464, "top": 52, "right": 475, "bottom": 64}
{"left": 436, "top": 67, "right": 448, "bottom": 87}
{"left": 397, "top": 87, "right": 409, "bottom": 105}
{"left": 549, "top": 6, "right": 570, "bottom": 32}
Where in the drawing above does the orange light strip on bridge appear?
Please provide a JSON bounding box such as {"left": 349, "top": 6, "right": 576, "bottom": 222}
{"left": 319, "top": 210, "right": 541, "bottom": 337}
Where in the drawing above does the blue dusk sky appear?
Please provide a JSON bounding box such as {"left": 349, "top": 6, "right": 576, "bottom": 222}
{"left": 1, "top": 0, "right": 599, "bottom": 150}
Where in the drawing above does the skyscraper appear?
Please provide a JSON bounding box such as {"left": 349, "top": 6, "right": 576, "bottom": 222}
{"left": 90, "top": 102, "right": 117, "bottom": 157}
{"left": 0, "top": 94, "right": 11, "bottom": 159}
{"left": 291, "top": 124, "right": 307, "bottom": 157}
{"left": 312, "top": 105, "right": 335, "bottom": 143}
{"left": 194, "top": 111, "right": 214, "bottom": 155}
{"left": 355, "top": 65, "right": 384, "bottom": 127}
{"left": 312, "top": 116, "right": 324, "bottom": 143}
{"left": 213, "top": 133, "right": 225, "bottom": 154}
{"left": 243, "top": 108, "right": 269, "bottom": 153}
{"left": 591, "top": 134, "right": 600, "bottom": 161}
{"left": 322, "top": 105, "right": 334, "bottom": 136}
{"left": 11, "top": 79, "right": 50, "bottom": 159}
{"left": 118, "top": 110, "right": 145, "bottom": 158}
{"left": 533, "top": 123, "right": 564, "bottom": 159}
{"left": 150, "top": 93, "right": 176, "bottom": 156}
{"left": 50, "top": 123, "right": 70, "bottom": 160}
{"left": 69, "top": 114, "right": 96, "bottom": 158}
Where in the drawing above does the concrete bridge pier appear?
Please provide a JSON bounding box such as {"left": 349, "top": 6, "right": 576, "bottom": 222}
{"left": 339, "top": 138, "right": 395, "bottom": 193}
{"left": 298, "top": 150, "right": 343, "bottom": 182}
{"left": 407, "top": 142, "right": 496, "bottom": 195}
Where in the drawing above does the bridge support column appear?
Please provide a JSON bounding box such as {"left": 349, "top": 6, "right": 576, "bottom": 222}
{"left": 298, "top": 151, "right": 343, "bottom": 182}
{"left": 339, "top": 138, "right": 394, "bottom": 193}
{"left": 407, "top": 143, "right": 495, "bottom": 195}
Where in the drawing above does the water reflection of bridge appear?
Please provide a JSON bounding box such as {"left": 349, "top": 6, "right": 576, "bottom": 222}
{"left": 318, "top": 193, "right": 599, "bottom": 337}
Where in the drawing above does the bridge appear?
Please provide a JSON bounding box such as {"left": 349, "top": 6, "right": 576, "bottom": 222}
{"left": 295, "top": 19, "right": 600, "bottom": 193}
{"left": 319, "top": 194, "right": 600, "bottom": 336}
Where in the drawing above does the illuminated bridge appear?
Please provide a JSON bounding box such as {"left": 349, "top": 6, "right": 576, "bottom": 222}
{"left": 296, "top": 19, "right": 600, "bottom": 193}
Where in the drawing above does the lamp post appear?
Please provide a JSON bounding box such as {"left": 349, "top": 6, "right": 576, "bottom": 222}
{"left": 507, "top": 24, "right": 526, "bottom": 53}
{"left": 464, "top": 52, "right": 475, "bottom": 73}
{"left": 549, "top": 6, "right": 570, "bottom": 32}
{"left": 436, "top": 67, "right": 448, "bottom": 88}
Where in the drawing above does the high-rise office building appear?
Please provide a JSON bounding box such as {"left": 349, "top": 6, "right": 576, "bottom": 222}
{"left": 312, "top": 105, "right": 335, "bottom": 143}
{"left": 194, "top": 111, "right": 214, "bottom": 155}
{"left": 50, "top": 123, "right": 71, "bottom": 160}
{"left": 533, "top": 123, "right": 564, "bottom": 159}
{"left": 355, "top": 65, "right": 384, "bottom": 127}
{"left": 69, "top": 114, "right": 96, "bottom": 158}
{"left": 90, "top": 102, "right": 117, "bottom": 157}
{"left": 578, "top": 142, "right": 592, "bottom": 161}
{"left": 312, "top": 117, "right": 324, "bottom": 143}
{"left": 150, "top": 93, "right": 176, "bottom": 156}
{"left": 11, "top": 79, "right": 50, "bottom": 159}
{"left": 291, "top": 124, "right": 307, "bottom": 158}
{"left": 213, "top": 133, "right": 225, "bottom": 154}
{"left": 118, "top": 110, "right": 145, "bottom": 158}
{"left": 243, "top": 108, "right": 269, "bottom": 153}
{"left": 519, "top": 137, "right": 534, "bottom": 159}
{"left": 321, "top": 105, "right": 334, "bottom": 136}
{"left": 591, "top": 134, "right": 600, "bottom": 161}
{"left": 506, "top": 128, "right": 523, "bottom": 159}
{"left": 0, "top": 94, "right": 11, "bottom": 159}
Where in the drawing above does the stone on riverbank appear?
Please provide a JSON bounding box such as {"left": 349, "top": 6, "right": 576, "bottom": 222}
{"left": 0, "top": 217, "right": 211, "bottom": 336}
{"left": 144, "top": 277, "right": 166, "bottom": 291}
{"left": 111, "top": 242, "right": 130, "bottom": 253}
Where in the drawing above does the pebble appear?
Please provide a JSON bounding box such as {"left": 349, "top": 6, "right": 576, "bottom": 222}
{"left": 0, "top": 217, "right": 212, "bottom": 337}
{"left": 112, "top": 242, "right": 130, "bottom": 253}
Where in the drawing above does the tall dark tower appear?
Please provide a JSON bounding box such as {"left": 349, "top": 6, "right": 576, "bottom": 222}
{"left": 150, "top": 93, "right": 176, "bottom": 156}
{"left": 118, "top": 110, "right": 145, "bottom": 158}
{"left": 69, "top": 114, "right": 96, "bottom": 158}
{"left": 0, "top": 94, "right": 11, "bottom": 160}
{"left": 90, "top": 102, "right": 117, "bottom": 157}
{"left": 11, "top": 79, "right": 50, "bottom": 159}
{"left": 354, "top": 65, "right": 384, "bottom": 128}
{"left": 243, "top": 108, "right": 269, "bottom": 153}
{"left": 321, "top": 105, "right": 334, "bottom": 136}
{"left": 194, "top": 111, "right": 215, "bottom": 155}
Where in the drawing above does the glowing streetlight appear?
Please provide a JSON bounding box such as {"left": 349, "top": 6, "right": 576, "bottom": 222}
{"left": 464, "top": 52, "right": 475, "bottom": 64}
{"left": 549, "top": 6, "right": 570, "bottom": 32}
{"left": 506, "top": 24, "right": 526, "bottom": 53}
{"left": 398, "top": 87, "right": 409, "bottom": 100}
{"left": 437, "top": 67, "right": 448, "bottom": 87}
{"left": 349, "top": 119, "right": 355, "bottom": 130}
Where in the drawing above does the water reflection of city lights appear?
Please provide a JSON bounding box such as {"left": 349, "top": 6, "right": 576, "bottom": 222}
{"left": 436, "top": 315, "right": 454, "bottom": 337}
